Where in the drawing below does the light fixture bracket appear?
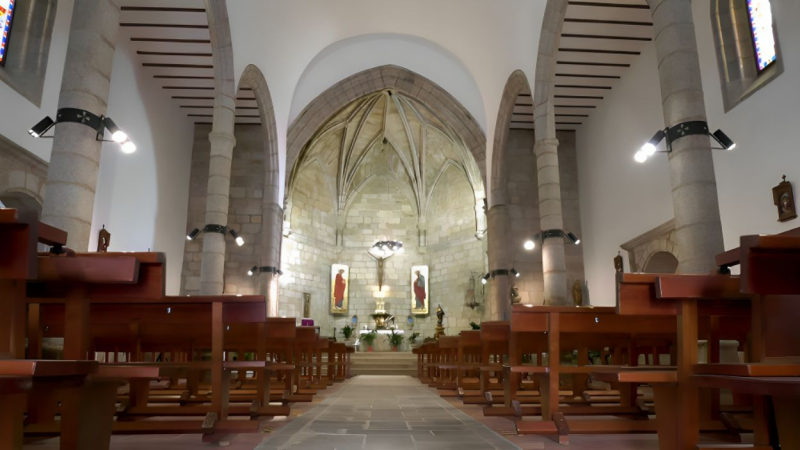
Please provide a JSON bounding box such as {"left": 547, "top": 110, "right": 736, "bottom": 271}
{"left": 665, "top": 121, "right": 710, "bottom": 152}
{"left": 203, "top": 224, "right": 228, "bottom": 235}
{"left": 541, "top": 229, "right": 565, "bottom": 241}
{"left": 490, "top": 269, "right": 509, "bottom": 278}
{"left": 254, "top": 266, "right": 283, "bottom": 275}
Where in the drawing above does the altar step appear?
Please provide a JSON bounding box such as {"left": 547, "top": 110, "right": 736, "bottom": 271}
{"left": 350, "top": 352, "right": 418, "bottom": 377}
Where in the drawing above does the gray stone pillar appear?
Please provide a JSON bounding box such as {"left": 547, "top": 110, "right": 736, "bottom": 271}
{"left": 534, "top": 138, "right": 568, "bottom": 305}
{"left": 649, "top": 0, "right": 724, "bottom": 273}
{"left": 199, "top": 128, "right": 236, "bottom": 295}
{"left": 260, "top": 183, "right": 283, "bottom": 317}
{"left": 41, "top": 0, "right": 120, "bottom": 250}
{"left": 487, "top": 205, "right": 511, "bottom": 320}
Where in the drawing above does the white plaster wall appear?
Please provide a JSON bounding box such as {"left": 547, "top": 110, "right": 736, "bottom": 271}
{"left": 577, "top": 0, "right": 800, "bottom": 304}
{"left": 226, "top": 0, "right": 545, "bottom": 202}
{"left": 0, "top": 1, "right": 194, "bottom": 295}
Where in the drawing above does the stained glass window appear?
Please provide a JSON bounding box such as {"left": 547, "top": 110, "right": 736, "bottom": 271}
{"left": 747, "top": 0, "right": 777, "bottom": 73}
{"left": 0, "top": 0, "right": 14, "bottom": 66}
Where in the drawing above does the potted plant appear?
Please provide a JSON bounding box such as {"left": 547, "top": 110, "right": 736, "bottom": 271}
{"left": 408, "top": 332, "right": 420, "bottom": 348}
{"left": 361, "top": 330, "right": 378, "bottom": 352}
{"left": 386, "top": 330, "right": 405, "bottom": 351}
{"left": 341, "top": 324, "right": 356, "bottom": 347}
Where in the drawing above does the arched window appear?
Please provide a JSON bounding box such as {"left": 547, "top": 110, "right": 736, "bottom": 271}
{"left": 711, "top": 0, "right": 782, "bottom": 112}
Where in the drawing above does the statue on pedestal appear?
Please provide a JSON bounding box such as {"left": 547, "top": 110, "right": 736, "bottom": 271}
{"left": 434, "top": 304, "right": 445, "bottom": 339}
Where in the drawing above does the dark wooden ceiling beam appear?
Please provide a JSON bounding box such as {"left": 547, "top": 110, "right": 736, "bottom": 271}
{"left": 163, "top": 86, "right": 214, "bottom": 90}
{"left": 555, "top": 94, "right": 604, "bottom": 99}
{"left": 154, "top": 75, "right": 214, "bottom": 80}
{"left": 121, "top": 6, "right": 206, "bottom": 13}
{"left": 556, "top": 114, "right": 590, "bottom": 117}
{"left": 568, "top": 1, "right": 649, "bottom": 9}
{"left": 557, "top": 61, "right": 630, "bottom": 67}
{"left": 564, "top": 18, "right": 653, "bottom": 27}
{"left": 559, "top": 47, "right": 641, "bottom": 55}
{"left": 121, "top": 23, "right": 209, "bottom": 29}
{"left": 138, "top": 51, "right": 213, "bottom": 57}
{"left": 556, "top": 72, "right": 621, "bottom": 79}
{"left": 561, "top": 33, "right": 651, "bottom": 42}
{"left": 131, "top": 38, "right": 211, "bottom": 44}
{"left": 555, "top": 84, "right": 612, "bottom": 89}
{"left": 144, "top": 63, "right": 213, "bottom": 69}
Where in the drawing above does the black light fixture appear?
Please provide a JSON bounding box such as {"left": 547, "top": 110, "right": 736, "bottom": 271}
{"left": 28, "top": 117, "right": 55, "bottom": 138}
{"left": 510, "top": 268, "right": 520, "bottom": 278}
{"left": 523, "top": 240, "right": 536, "bottom": 251}
{"left": 635, "top": 121, "right": 735, "bottom": 163}
{"left": 186, "top": 228, "right": 200, "bottom": 241}
{"left": 185, "top": 224, "right": 245, "bottom": 246}
{"left": 711, "top": 129, "right": 736, "bottom": 151}
{"left": 481, "top": 273, "right": 490, "bottom": 285}
{"left": 28, "top": 108, "right": 136, "bottom": 153}
{"left": 248, "top": 266, "right": 283, "bottom": 277}
{"left": 567, "top": 232, "right": 581, "bottom": 245}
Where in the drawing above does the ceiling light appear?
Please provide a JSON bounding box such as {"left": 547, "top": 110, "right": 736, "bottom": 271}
{"left": 511, "top": 268, "right": 520, "bottom": 278}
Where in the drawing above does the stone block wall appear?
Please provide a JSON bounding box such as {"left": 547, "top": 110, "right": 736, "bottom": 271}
{"left": 557, "top": 131, "right": 586, "bottom": 302}
{"left": 0, "top": 133, "right": 48, "bottom": 208}
{"left": 181, "top": 124, "right": 265, "bottom": 296}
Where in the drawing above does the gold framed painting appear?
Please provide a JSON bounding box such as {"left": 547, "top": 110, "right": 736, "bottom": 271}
{"left": 330, "top": 264, "right": 349, "bottom": 314}
{"left": 411, "top": 265, "right": 429, "bottom": 315}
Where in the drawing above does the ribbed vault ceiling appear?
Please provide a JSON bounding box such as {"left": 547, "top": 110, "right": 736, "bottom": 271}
{"left": 289, "top": 90, "right": 484, "bottom": 219}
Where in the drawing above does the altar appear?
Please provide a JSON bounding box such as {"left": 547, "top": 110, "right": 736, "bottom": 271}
{"left": 355, "top": 329, "right": 406, "bottom": 352}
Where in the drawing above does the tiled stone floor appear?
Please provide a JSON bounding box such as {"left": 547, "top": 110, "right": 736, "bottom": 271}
{"left": 256, "top": 375, "right": 519, "bottom": 450}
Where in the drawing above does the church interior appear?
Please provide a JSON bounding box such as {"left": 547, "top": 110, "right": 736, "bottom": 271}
{"left": 0, "top": 0, "right": 798, "bottom": 449}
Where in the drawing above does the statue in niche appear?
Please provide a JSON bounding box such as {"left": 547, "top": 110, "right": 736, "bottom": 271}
{"left": 510, "top": 285, "right": 522, "bottom": 305}
{"left": 303, "top": 293, "right": 311, "bottom": 318}
{"left": 97, "top": 225, "right": 111, "bottom": 252}
{"left": 436, "top": 304, "right": 444, "bottom": 326}
{"left": 614, "top": 251, "right": 624, "bottom": 273}
{"left": 572, "top": 280, "right": 583, "bottom": 307}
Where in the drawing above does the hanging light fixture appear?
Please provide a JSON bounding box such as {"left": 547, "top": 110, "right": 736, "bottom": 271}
{"left": 28, "top": 109, "right": 136, "bottom": 154}
{"left": 634, "top": 122, "right": 735, "bottom": 163}
{"left": 369, "top": 240, "right": 404, "bottom": 258}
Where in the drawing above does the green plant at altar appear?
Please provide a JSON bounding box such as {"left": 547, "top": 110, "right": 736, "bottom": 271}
{"left": 386, "top": 330, "right": 405, "bottom": 350}
{"left": 361, "top": 330, "right": 378, "bottom": 351}
{"left": 341, "top": 324, "right": 355, "bottom": 340}
{"left": 470, "top": 321, "right": 481, "bottom": 330}
{"left": 408, "top": 332, "right": 420, "bottom": 344}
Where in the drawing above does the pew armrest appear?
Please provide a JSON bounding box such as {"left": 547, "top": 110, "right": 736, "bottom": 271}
{"left": 694, "top": 363, "right": 800, "bottom": 377}
{"left": 591, "top": 367, "right": 677, "bottom": 384}
{"left": 693, "top": 375, "right": 800, "bottom": 397}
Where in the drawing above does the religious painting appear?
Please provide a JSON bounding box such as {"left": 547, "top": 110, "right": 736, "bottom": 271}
{"left": 411, "top": 265, "right": 429, "bottom": 315}
{"left": 330, "top": 264, "right": 349, "bottom": 314}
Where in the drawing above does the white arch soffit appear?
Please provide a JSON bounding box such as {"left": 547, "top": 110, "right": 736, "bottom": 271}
{"left": 237, "top": 64, "right": 281, "bottom": 205}
{"left": 533, "top": 0, "right": 569, "bottom": 141}
{"left": 289, "top": 33, "right": 487, "bottom": 132}
{"left": 490, "top": 69, "right": 533, "bottom": 207}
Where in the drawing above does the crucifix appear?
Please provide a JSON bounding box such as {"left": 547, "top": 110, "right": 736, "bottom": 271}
{"left": 368, "top": 252, "right": 393, "bottom": 291}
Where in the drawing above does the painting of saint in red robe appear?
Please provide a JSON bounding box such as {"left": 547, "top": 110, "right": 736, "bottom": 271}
{"left": 330, "top": 264, "right": 349, "bottom": 313}
{"left": 411, "top": 265, "right": 429, "bottom": 314}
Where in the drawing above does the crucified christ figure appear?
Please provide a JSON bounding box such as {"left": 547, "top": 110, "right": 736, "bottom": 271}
{"left": 368, "top": 252, "right": 393, "bottom": 291}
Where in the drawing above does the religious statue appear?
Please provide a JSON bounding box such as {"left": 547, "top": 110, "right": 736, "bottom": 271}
{"left": 510, "top": 285, "right": 522, "bottom": 305}
{"left": 97, "top": 225, "right": 111, "bottom": 252}
{"left": 614, "top": 251, "right": 624, "bottom": 273}
{"left": 572, "top": 280, "right": 583, "bottom": 307}
{"left": 434, "top": 304, "right": 445, "bottom": 339}
{"left": 330, "top": 264, "right": 349, "bottom": 314}
{"left": 368, "top": 253, "right": 392, "bottom": 291}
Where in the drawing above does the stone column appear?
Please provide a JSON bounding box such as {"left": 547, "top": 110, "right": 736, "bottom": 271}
{"left": 649, "top": 0, "right": 724, "bottom": 273}
{"left": 534, "top": 138, "right": 568, "bottom": 305}
{"left": 199, "top": 0, "right": 237, "bottom": 295}
{"left": 487, "top": 205, "right": 511, "bottom": 320}
{"left": 260, "top": 184, "right": 283, "bottom": 317}
{"left": 41, "top": 0, "right": 120, "bottom": 250}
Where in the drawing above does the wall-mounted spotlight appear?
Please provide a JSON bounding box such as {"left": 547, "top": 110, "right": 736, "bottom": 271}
{"left": 28, "top": 109, "right": 136, "bottom": 154}
{"left": 186, "top": 228, "right": 200, "bottom": 241}
{"left": 567, "top": 232, "right": 581, "bottom": 245}
{"left": 185, "top": 224, "right": 245, "bottom": 246}
{"left": 481, "top": 273, "right": 490, "bottom": 285}
{"left": 247, "top": 266, "right": 283, "bottom": 277}
{"left": 511, "top": 268, "right": 520, "bottom": 278}
{"left": 635, "top": 121, "right": 735, "bottom": 163}
{"left": 523, "top": 240, "right": 536, "bottom": 251}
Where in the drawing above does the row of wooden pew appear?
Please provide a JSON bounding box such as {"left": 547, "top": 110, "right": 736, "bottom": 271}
{"left": 414, "top": 229, "right": 800, "bottom": 449}
{"left": 0, "top": 207, "right": 353, "bottom": 449}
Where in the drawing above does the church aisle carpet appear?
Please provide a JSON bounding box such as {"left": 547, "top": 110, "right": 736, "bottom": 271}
{"left": 256, "top": 375, "right": 520, "bottom": 450}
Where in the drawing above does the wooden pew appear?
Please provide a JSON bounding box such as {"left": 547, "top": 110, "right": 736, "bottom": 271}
{"left": 435, "top": 336, "right": 460, "bottom": 395}
{"left": 592, "top": 273, "right": 752, "bottom": 449}
{"left": 510, "top": 304, "right": 679, "bottom": 440}
{"left": 455, "top": 330, "right": 482, "bottom": 394}
{"left": 694, "top": 234, "right": 800, "bottom": 449}
{"left": 462, "top": 321, "right": 509, "bottom": 406}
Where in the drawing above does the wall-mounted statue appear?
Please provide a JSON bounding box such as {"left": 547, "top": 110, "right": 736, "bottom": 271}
{"left": 510, "top": 285, "right": 521, "bottom": 305}
{"left": 572, "top": 279, "right": 583, "bottom": 307}
{"left": 97, "top": 225, "right": 111, "bottom": 252}
{"left": 773, "top": 175, "right": 797, "bottom": 222}
{"left": 330, "top": 264, "right": 349, "bottom": 314}
{"left": 614, "top": 251, "right": 624, "bottom": 273}
{"left": 303, "top": 293, "right": 311, "bottom": 318}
